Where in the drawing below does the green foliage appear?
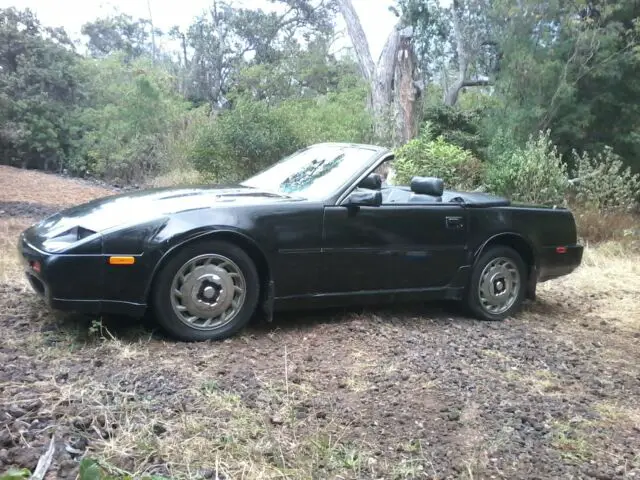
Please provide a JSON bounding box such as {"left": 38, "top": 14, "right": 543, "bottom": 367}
{"left": 479, "top": 0, "right": 640, "bottom": 174}
{"left": 0, "top": 468, "right": 30, "bottom": 480}
{"left": 570, "top": 147, "right": 640, "bottom": 212}
{"left": 81, "top": 13, "right": 156, "bottom": 61}
{"left": 421, "top": 103, "right": 488, "bottom": 159}
{"left": 157, "top": 105, "right": 212, "bottom": 177}
{"left": 278, "top": 85, "right": 373, "bottom": 146}
{"left": 78, "top": 54, "right": 189, "bottom": 182}
{"left": 0, "top": 7, "right": 86, "bottom": 171}
{"left": 393, "top": 128, "right": 484, "bottom": 189}
{"left": 190, "top": 100, "right": 303, "bottom": 181}
{"left": 548, "top": 0, "right": 640, "bottom": 173}
{"left": 485, "top": 131, "right": 568, "bottom": 206}
{"left": 231, "top": 42, "right": 363, "bottom": 104}
{"left": 173, "top": 0, "right": 338, "bottom": 106}
{"left": 189, "top": 81, "right": 372, "bottom": 182}
{"left": 77, "top": 457, "right": 170, "bottom": 480}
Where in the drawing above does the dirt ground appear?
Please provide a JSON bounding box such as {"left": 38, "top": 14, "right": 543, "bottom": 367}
{"left": 1, "top": 166, "right": 639, "bottom": 480}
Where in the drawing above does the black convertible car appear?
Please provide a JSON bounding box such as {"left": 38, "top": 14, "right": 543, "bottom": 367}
{"left": 18, "top": 143, "right": 583, "bottom": 341}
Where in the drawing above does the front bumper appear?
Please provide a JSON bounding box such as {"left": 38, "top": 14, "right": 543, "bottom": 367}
{"left": 17, "top": 233, "right": 147, "bottom": 317}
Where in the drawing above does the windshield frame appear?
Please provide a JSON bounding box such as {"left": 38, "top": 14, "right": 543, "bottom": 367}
{"left": 240, "top": 143, "right": 390, "bottom": 204}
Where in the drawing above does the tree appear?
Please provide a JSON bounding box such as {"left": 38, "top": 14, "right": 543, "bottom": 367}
{"left": 478, "top": 0, "right": 640, "bottom": 174}
{"left": 338, "top": 0, "right": 423, "bottom": 145}
{"left": 81, "top": 13, "right": 161, "bottom": 61}
{"left": 548, "top": 0, "right": 640, "bottom": 172}
{"left": 78, "top": 54, "right": 189, "bottom": 182}
{"left": 230, "top": 38, "right": 363, "bottom": 103}
{"left": 171, "top": 0, "right": 338, "bottom": 107}
{"left": 0, "top": 7, "right": 86, "bottom": 171}
{"left": 442, "top": 0, "right": 494, "bottom": 106}
{"left": 398, "top": 0, "right": 496, "bottom": 107}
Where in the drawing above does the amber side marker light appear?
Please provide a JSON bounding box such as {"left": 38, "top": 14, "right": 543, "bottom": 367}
{"left": 108, "top": 256, "right": 136, "bottom": 265}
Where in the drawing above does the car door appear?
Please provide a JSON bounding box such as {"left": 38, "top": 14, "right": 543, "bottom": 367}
{"left": 320, "top": 202, "right": 468, "bottom": 293}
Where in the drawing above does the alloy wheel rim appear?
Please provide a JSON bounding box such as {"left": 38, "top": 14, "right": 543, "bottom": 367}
{"left": 170, "top": 254, "right": 246, "bottom": 331}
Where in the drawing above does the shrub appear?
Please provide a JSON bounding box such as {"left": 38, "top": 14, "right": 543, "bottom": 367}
{"left": 393, "top": 129, "right": 484, "bottom": 190}
{"left": 421, "top": 104, "right": 487, "bottom": 159}
{"left": 569, "top": 146, "right": 640, "bottom": 213}
{"left": 79, "top": 55, "right": 189, "bottom": 183}
{"left": 190, "top": 100, "right": 303, "bottom": 182}
{"left": 189, "top": 87, "right": 373, "bottom": 182}
{"left": 277, "top": 86, "right": 373, "bottom": 146}
{"left": 157, "top": 105, "right": 212, "bottom": 175}
{"left": 484, "top": 130, "right": 568, "bottom": 205}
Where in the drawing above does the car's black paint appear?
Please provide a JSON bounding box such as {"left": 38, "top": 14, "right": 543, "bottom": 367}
{"left": 18, "top": 142, "right": 584, "bottom": 324}
{"left": 322, "top": 203, "right": 467, "bottom": 292}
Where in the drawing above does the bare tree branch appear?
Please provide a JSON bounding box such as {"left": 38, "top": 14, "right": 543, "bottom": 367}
{"left": 30, "top": 436, "right": 55, "bottom": 480}
{"left": 462, "top": 78, "right": 491, "bottom": 87}
{"left": 444, "top": 0, "right": 469, "bottom": 106}
{"left": 147, "top": 0, "right": 156, "bottom": 62}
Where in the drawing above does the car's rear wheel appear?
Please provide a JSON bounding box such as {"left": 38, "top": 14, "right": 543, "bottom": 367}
{"left": 467, "top": 245, "right": 526, "bottom": 321}
{"left": 152, "top": 240, "right": 260, "bottom": 341}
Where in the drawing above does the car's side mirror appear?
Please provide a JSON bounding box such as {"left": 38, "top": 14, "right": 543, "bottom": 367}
{"left": 358, "top": 173, "right": 382, "bottom": 190}
{"left": 344, "top": 190, "right": 382, "bottom": 207}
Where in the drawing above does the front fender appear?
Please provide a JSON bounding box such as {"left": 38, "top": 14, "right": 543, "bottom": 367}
{"left": 143, "top": 223, "right": 273, "bottom": 306}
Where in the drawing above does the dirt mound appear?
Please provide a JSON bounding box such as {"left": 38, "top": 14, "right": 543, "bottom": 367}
{"left": 0, "top": 201, "right": 61, "bottom": 219}
{"left": 0, "top": 165, "right": 114, "bottom": 208}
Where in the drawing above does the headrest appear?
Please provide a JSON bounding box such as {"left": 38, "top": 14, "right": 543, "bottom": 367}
{"left": 359, "top": 173, "right": 382, "bottom": 190}
{"left": 410, "top": 176, "right": 444, "bottom": 196}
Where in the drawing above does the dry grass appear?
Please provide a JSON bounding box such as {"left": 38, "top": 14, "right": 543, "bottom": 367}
{"left": 0, "top": 218, "right": 34, "bottom": 282}
{"left": 535, "top": 242, "right": 640, "bottom": 333}
{"left": 147, "top": 169, "right": 208, "bottom": 189}
{"left": 573, "top": 206, "right": 640, "bottom": 246}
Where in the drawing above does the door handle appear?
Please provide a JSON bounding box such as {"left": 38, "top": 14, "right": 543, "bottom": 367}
{"left": 446, "top": 216, "right": 464, "bottom": 229}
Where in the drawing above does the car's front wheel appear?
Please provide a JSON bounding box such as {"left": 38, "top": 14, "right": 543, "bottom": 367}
{"left": 467, "top": 245, "right": 526, "bottom": 321}
{"left": 152, "top": 240, "right": 260, "bottom": 341}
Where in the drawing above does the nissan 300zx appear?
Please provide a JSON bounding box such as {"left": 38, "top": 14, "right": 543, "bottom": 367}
{"left": 18, "top": 143, "right": 584, "bottom": 341}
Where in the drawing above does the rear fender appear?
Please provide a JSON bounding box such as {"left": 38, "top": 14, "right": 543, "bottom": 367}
{"left": 471, "top": 232, "right": 538, "bottom": 300}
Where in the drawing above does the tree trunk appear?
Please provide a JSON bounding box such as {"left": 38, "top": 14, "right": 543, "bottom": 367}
{"left": 395, "top": 27, "right": 422, "bottom": 142}
{"left": 338, "top": 0, "right": 422, "bottom": 145}
{"left": 337, "top": 0, "right": 374, "bottom": 83}
{"left": 372, "top": 27, "right": 399, "bottom": 141}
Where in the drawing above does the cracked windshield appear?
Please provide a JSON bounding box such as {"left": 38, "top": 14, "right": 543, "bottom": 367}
{"left": 242, "top": 145, "right": 377, "bottom": 199}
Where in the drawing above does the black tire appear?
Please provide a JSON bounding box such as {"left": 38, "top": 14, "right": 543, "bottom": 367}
{"left": 466, "top": 245, "right": 527, "bottom": 321}
{"left": 152, "top": 240, "right": 260, "bottom": 341}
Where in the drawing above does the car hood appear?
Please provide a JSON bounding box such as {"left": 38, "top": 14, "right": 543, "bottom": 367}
{"left": 27, "top": 184, "right": 298, "bottom": 245}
